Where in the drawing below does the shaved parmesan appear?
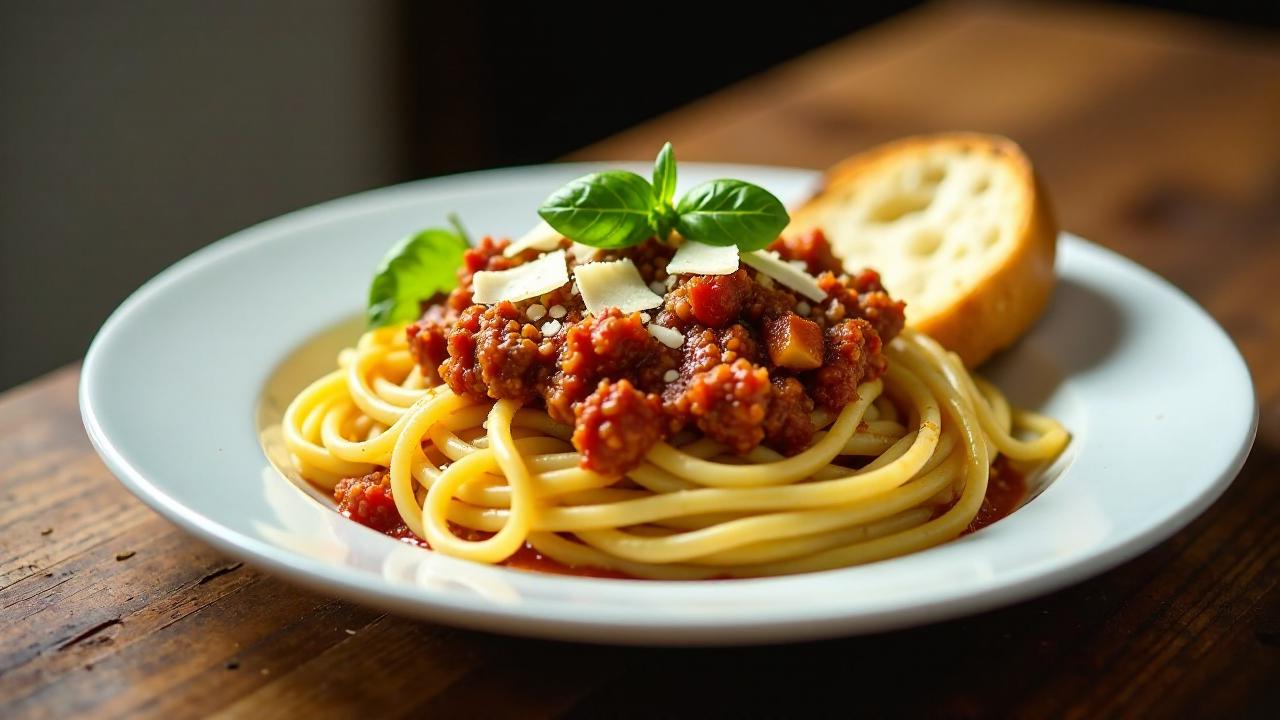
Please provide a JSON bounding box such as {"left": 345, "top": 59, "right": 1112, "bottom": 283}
{"left": 741, "top": 250, "right": 826, "bottom": 302}
{"left": 472, "top": 250, "right": 569, "bottom": 304}
{"left": 573, "top": 259, "right": 664, "bottom": 317}
{"left": 666, "top": 240, "right": 739, "bottom": 276}
{"left": 504, "top": 221, "right": 564, "bottom": 257}
{"left": 571, "top": 241, "right": 603, "bottom": 262}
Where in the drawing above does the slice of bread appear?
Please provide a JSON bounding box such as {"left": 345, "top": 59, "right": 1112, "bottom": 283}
{"left": 789, "top": 133, "right": 1058, "bottom": 367}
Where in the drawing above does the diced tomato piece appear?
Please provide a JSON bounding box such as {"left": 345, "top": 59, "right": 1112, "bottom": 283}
{"left": 686, "top": 272, "right": 751, "bottom": 328}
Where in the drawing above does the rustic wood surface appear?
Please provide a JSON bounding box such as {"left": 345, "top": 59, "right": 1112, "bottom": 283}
{"left": 3, "top": 2, "right": 1278, "bottom": 717}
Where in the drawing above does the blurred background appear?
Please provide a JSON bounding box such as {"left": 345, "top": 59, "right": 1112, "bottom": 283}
{"left": 1, "top": 0, "right": 1276, "bottom": 391}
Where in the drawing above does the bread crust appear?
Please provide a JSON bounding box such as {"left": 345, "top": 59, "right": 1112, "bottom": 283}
{"left": 791, "top": 133, "right": 1058, "bottom": 367}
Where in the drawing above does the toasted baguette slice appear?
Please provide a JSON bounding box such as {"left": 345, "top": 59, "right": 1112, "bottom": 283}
{"left": 789, "top": 133, "right": 1058, "bottom": 367}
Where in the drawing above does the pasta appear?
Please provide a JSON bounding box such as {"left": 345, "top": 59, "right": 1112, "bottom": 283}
{"left": 277, "top": 145, "right": 1070, "bottom": 579}
{"left": 281, "top": 324, "right": 1068, "bottom": 579}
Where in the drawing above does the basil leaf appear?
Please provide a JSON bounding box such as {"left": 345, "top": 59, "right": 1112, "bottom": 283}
{"left": 538, "top": 170, "right": 656, "bottom": 248}
{"left": 367, "top": 228, "right": 468, "bottom": 328}
{"left": 652, "top": 142, "right": 677, "bottom": 207}
{"left": 674, "top": 179, "right": 790, "bottom": 251}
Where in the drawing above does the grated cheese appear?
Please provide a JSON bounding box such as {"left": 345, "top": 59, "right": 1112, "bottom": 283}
{"left": 472, "top": 250, "right": 569, "bottom": 304}
{"left": 648, "top": 324, "right": 685, "bottom": 348}
{"left": 573, "top": 259, "right": 665, "bottom": 317}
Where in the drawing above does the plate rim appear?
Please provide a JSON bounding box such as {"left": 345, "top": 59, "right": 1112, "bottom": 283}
{"left": 78, "top": 162, "right": 1258, "bottom": 645}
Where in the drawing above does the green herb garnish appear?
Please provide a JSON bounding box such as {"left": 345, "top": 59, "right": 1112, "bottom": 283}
{"left": 366, "top": 145, "right": 789, "bottom": 327}
{"left": 366, "top": 227, "right": 468, "bottom": 328}
{"left": 674, "top": 179, "right": 790, "bottom": 251}
{"left": 538, "top": 143, "right": 789, "bottom": 252}
{"left": 536, "top": 170, "right": 656, "bottom": 249}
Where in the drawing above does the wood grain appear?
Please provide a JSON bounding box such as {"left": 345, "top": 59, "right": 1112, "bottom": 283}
{"left": 2, "top": 1, "right": 1277, "bottom": 717}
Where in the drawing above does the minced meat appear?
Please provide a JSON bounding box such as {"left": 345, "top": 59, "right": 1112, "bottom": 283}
{"left": 573, "top": 379, "right": 667, "bottom": 475}
{"left": 334, "top": 470, "right": 400, "bottom": 533}
{"left": 402, "top": 230, "right": 904, "bottom": 474}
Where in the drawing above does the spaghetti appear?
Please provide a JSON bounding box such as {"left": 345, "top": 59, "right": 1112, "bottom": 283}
{"left": 282, "top": 323, "right": 1069, "bottom": 579}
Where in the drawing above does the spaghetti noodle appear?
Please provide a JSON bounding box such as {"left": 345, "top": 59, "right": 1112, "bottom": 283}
{"left": 282, "top": 323, "right": 1068, "bottom": 579}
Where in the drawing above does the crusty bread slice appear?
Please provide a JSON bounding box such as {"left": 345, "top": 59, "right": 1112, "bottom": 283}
{"left": 789, "top": 133, "right": 1058, "bottom": 367}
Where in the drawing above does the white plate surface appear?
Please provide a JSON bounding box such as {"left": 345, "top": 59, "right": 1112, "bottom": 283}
{"left": 80, "top": 162, "right": 1257, "bottom": 645}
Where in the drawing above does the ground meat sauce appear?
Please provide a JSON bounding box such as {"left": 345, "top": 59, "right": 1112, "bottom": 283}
{"left": 334, "top": 470, "right": 400, "bottom": 533}
{"left": 547, "top": 309, "right": 678, "bottom": 429}
{"left": 406, "top": 228, "right": 906, "bottom": 475}
{"left": 762, "top": 377, "right": 816, "bottom": 456}
{"left": 768, "top": 228, "right": 843, "bottom": 276}
{"left": 572, "top": 379, "right": 667, "bottom": 475}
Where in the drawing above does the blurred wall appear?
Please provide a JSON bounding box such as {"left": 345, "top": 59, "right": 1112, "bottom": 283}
{"left": 0, "top": 1, "right": 923, "bottom": 390}
{"left": 0, "top": 1, "right": 1271, "bottom": 390}
{"left": 0, "top": 1, "right": 914, "bottom": 390}
{"left": 0, "top": 0, "right": 406, "bottom": 388}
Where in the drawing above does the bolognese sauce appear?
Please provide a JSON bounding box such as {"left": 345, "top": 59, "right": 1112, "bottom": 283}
{"left": 406, "top": 229, "right": 907, "bottom": 476}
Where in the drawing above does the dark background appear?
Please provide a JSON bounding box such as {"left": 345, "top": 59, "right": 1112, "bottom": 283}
{"left": 1, "top": 0, "right": 1275, "bottom": 391}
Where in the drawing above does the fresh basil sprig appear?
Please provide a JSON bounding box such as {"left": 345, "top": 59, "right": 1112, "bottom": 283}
{"left": 537, "top": 143, "right": 788, "bottom": 252}
{"left": 367, "top": 227, "right": 468, "bottom": 328}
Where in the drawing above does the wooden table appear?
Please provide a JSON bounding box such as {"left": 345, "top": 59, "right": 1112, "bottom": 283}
{"left": 3, "top": 2, "right": 1277, "bottom": 717}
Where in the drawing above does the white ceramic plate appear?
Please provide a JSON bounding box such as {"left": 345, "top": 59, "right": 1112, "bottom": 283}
{"left": 80, "top": 162, "right": 1256, "bottom": 645}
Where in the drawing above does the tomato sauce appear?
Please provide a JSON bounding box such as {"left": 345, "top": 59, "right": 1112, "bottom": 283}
{"left": 962, "top": 455, "right": 1028, "bottom": 534}
{"left": 503, "top": 544, "right": 631, "bottom": 579}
